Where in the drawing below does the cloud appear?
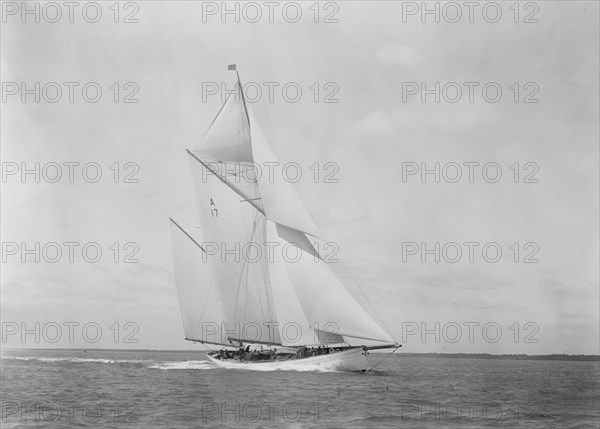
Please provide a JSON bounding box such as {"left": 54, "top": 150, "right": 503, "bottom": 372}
{"left": 1, "top": 2, "right": 597, "bottom": 353}
{"left": 348, "top": 110, "right": 394, "bottom": 137}
{"left": 374, "top": 44, "right": 419, "bottom": 68}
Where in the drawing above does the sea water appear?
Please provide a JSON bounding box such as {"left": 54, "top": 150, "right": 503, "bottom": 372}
{"left": 1, "top": 349, "right": 598, "bottom": 428}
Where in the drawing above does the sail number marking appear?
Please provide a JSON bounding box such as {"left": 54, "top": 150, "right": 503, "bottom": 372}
{"left": 210, "top": 198, "right": 218, "bottom": 217}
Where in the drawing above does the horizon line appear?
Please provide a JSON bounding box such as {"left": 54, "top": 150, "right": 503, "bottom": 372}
{"left": 2, "top": 347, "right": 599, "bottom": 358}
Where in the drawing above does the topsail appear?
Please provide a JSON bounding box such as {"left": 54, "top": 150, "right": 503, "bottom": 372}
{"left": 171, "top": 66, "right": 396, "bottom": 349}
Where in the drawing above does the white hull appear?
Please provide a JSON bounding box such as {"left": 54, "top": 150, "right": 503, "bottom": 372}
{"left": 207, "top": 348, "right": 368, "bottom": 372}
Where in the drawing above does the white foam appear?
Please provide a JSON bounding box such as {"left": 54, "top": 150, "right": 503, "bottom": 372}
{"left": 148, "top": 360, "right": 215, "bottom": 370}
{"left": 3, "top": 356, "right": 345, "bottom": 372}
{"left": 2, "top": 356, "right": 37, "bottom": 361}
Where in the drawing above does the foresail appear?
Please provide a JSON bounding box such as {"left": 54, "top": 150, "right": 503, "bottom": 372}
{"left": 267, "top": 222, "right": 395, "bottom": 346}
{"left": 247, "top": 104, "right": 324, "bottom": 240}
{"left": 326, "top": 258, "right": 397, "bottom": 344}
{"left": 170, "top": 219, "right": 227, "bottom": 345}
{"left": 266, "top": 221, "right": 344, "bottom": 346}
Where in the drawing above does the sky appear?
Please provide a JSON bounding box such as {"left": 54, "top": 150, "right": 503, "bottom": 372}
{"left": 1, "top": 1, "right": 598, "bottom": 354}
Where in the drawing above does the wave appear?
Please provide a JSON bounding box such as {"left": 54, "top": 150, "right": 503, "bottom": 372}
{"left": 148, "top": 360, "right": 215, "bottom": 370}
{"left": 3, "top": 356, "right": 342, "bottom": 372}
{"left": 4, "top": 355, "right": 215, "bottom": 370}
{"left": 2, "top": 356, "right": 150, "bottom": 364}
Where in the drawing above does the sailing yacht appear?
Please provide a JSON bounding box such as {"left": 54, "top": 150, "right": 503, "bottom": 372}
{"left": 170, "top": 65, "right": 399, "bottom": 372}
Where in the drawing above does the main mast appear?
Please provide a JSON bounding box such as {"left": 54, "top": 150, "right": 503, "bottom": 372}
{"left": 230, "top": 64, "right": 252, "bottom": 134}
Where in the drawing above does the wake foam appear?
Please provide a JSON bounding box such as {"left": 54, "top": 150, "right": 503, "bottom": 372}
{"left": 3, "top": 356, "right": 348, "bottom": 372}
{"left": 148, "top": 360, "right": 215, "bottom": 370}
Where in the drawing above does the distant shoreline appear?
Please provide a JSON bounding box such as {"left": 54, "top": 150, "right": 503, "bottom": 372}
{"left": 396, "top": 352, "right": 600, "bottom": 362}
{"left": 2, "top": 348, "right": 599, "bottom": 362}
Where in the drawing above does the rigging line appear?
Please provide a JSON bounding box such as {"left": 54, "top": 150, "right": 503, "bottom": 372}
{"left": 197, "top": 84, "right": 231, "bottom": 145}
{"left": 232, "top": 243, "right": 248, "bottom": 327}
{"left": 364, "top": 346, "right": 400, "bottom": 374}
{"left": 257, "top": 215, "right": 276, "bottom": 335}
{"left": 233, "top": 207, "right": 258, "bottom": 327}
{"left": 240, "top": 94, "right": 250, "bottom": 161}
{"left": 241, "top": 220, "right": 254, "bottom": 325}
{"left": 261, "top": 228, "right": 277, "bottom": 335}
{"left": 235, "top": 70, "right": 252, "bottom": 134}
{"left": 198, "top": 282, "right": 214, "bottom": 326}
{"left": 241, "top": 210, "right": 262, "bottom": 325}
{"left": 253, "top": 179, "right": 278, "bottom": 337}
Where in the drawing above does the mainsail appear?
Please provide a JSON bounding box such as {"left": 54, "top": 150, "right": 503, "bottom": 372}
{"left": 171, "top": 66, "right": 396, "bottom": 348}
{"left": 170, "top": 218, "right": 227, "bottom": 346}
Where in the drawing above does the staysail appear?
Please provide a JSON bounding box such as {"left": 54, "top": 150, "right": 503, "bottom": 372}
{"left": 170, "top": 66, "right": 395, "bottom": 348}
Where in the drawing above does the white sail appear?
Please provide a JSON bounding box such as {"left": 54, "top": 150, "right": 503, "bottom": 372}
{"left": 170, "top": 219, "right": 227, "bottom": 345}
{"left": 247, "top": 104, "right": 323, "bottom": 239}
{"left": 265, "top": 221, "right": 345, "bottom": 346}
{"left": 171, "top": 68, "right": 396, "bottom": 350}
{"left": 325, "top": 257, "right": 397, "bottom": 343}
{"left": 189, "top": 74, "right": 265, "bottom": 214}
{"left": 195, "top": 80, "right": 253, "bottom": 163}
{"left": 187, "top": 156, "right": 280, "bottom": 346}
{"left": 268, "top": 223, "right": 395, "bottom": 345}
